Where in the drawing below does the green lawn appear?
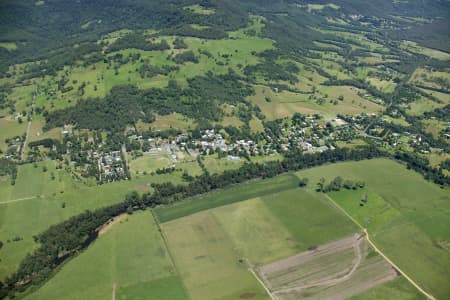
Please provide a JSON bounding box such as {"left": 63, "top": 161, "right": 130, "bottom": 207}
{"left": 25, "top": 211, "right": 186, "bottom": 300}
{"left": 295, "top": 158, "right": 450, "bottom": 299}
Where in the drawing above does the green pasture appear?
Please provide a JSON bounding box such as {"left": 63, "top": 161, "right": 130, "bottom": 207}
{"left": 296, "top": 158, "right": 450, "bottom": 299}
{"left": 25, "top": 211, "right": 186, "bottom": 300}
{"left": 351, "top": 277, "right": 424, "bottom": 300}
{"left": 248, "top": 85, "right": 381, "bottom": 120}
{"left": 154, "top": 173, "right": 299, "bottom": 222}
{"left": 162, "top": 210, "right": 269, "bottom": 300}
{"left": 0, "top": 162, "right": 186, "bottom": 279}
{"left": 0, "top": 118, "right": 26, "bottom": 152}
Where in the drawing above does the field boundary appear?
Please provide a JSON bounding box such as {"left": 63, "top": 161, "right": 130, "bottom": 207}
{"left": 150, "top": 209, "right": 192, "bottom": 300}
{"left": 323, "top": 194, "right": 436, "bottom": 300}
{"left": 249, "top": 268, "right": 278, "bottom": 300}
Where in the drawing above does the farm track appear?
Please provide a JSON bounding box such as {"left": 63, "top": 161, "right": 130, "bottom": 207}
{"left": 111, "top": 282, "right": 116, "bottom": 300}
{"left": 323, "top": 194, "right": 436, "bottom": 300}
{"left": 249, "top": 268, "right": 278, "bottom": 300}
{"left": 0, "top": 195, "right": 39, "bottom": 205}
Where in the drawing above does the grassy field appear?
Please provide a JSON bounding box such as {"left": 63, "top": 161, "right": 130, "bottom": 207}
{"left": 295, "top": 158, "right": 450, "bottom": 299}
{"left": 350, "top": 277, "right": 424, "bottom": 300}
{"left": 25, "top": 211, "right": 187, "bottom": 300}
{"left": 262, "top": 189, "right": 357, "bottom": 251}
{"left": 0, "top": 117, "right": 26, "bottom": 152}
{"left": 0, "top": 161, "right": 186, "bottom": 279}
{"left": 248, "top": 85, "right": 381, "bottom": 120}
{"left": 161, "top": 212, "right": 269, "bottom": 300}
{"left": 401, "top": 40, "right": 450, "bottom": 60}
{"left": 202, "top": 156, "right": 243, "bottom": 174}
{"left": 129, "top": 152, "right": 170, "bottom": 174}
{"left": 154, "top": 173, "right": 299, "bottom": 222}
{"left": 212, "top": 197, "right": 300, "bottom": 265}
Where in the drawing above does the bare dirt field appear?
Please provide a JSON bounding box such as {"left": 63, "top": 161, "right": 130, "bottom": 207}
{"left": 256, "top": 234, "right": 398, "bottom": 300}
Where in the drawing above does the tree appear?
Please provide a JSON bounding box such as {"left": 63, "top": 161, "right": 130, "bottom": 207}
{"left": 316, "top": 177, "right": 325, "bottom": 192}
{"left": 298, "top": 177, "right": 309, "bottom": 187}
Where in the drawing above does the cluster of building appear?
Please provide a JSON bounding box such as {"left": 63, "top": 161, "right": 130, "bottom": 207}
{"left": 97, "top": 151, "right": 127, "bottom": 182}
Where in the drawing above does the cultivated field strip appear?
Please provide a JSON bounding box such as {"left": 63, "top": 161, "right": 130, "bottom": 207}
{"left": 257, "top": 234, "right": 398, "bottom": 300}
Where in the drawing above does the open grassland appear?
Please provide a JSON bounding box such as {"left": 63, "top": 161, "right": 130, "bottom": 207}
{"left": 143, "top": 113, "right": 195, "bottom": 132}
{"left": 129, "top": 152, "right": 170, "bottom": 174}
{"left": 248, "top": 85, "right": 381, "bottom": 120}
{"left": 202, "top": 156, "right": 244, "bottom": 174}
{"left": 0, "top": 42, "right": 17, "bottom": 51}
{"left": 262, "top": 189, "right": 357, "bottom": 251}
{"left": 295, "top": 158, "right": 450, "bottom": 299}
{"left": 212, "top": 197, "right": 299, "bottom": 265}
{"left": 154, "top": 173, "right": 299, "bottom": 222}
{"left": 258, "top": 236, "right": 400, "bottom": 300}
{"left": 409, "top": 67, "right": 450, "bottom": 90}
{"left": 0, "top": 117, "right": 26, "bottom": 152}
{"left": 350, "top": 276, "right": 424, "bottom": 300}
{"left": 0, "top": 161, "right": 186, "bottom": 279}
{"left": 405, "top": 95, "right": 447, "bottom": 116}
{"left": 401, "top": 40, "right": 450, "bottom": 60}
{"left": 161, "top": 212, "right": 269, "bottom": 300}
{"left": 25, "top": 211, "right": 188, "bottom": 300}
{"left": 183, "top": 4, "right": 215, "bottom": 15}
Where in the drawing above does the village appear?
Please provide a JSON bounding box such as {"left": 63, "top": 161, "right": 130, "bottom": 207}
{"left": 10, "top": 110, "right": 446, "bottom": 184}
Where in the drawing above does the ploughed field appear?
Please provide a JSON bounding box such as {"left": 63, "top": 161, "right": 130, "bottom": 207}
{"left": 20, "top": 159, "right": 446, "bottom": 299}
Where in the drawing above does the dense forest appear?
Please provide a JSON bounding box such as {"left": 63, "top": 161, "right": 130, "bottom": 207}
{"left": 44, "top": 71, "right": 255, "bottom": 130}
{"left": 1, "top": 0, "right": 449, "bottom": 73}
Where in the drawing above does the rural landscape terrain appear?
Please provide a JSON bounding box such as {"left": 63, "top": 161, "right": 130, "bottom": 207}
{"left": 0, "top": 0, "right": 449, "bottom": 299}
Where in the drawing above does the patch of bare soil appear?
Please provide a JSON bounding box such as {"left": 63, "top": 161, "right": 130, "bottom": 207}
{"left": 98, "top": 213, "right": 127, "bottom": 236}
{"left": 258, "top": 234, "right": 359, "bottom": 277}
{"left": 257, "top": 234, "right": 398, "bottom": 300}
{"left": 240, "top": 293, "right": 256, "bottom": 299}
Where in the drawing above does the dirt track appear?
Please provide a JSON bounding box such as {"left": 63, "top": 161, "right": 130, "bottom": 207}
{"left": 111, "top": 283, "right": 116, "bottom": 300}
